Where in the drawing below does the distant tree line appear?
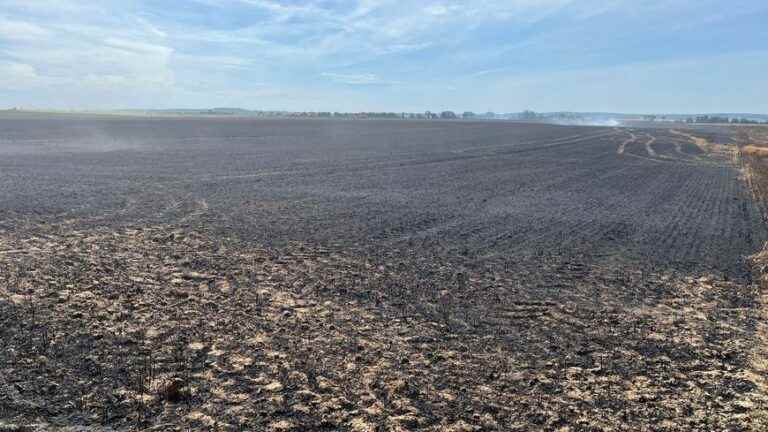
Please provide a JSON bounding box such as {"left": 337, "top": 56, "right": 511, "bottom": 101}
{"left": 279, "top": 111, "right": 476, "bottom": 120}
{"left": 519, "top": 110, "right": 542, "bottom": 121}
{"left": 685, "top": 115, "right": 767, "bottom": 125}
{"left": 99, "top": 108, "right": 530, "bottom": 121}
{"left": 277, "top": 110, "right": 537, "bottom": 121}
{"left": 643, "top": 115, "right": 671, "bottom": 121}
{"left": 728, "top": 118, "right": 766, "bottom": 124}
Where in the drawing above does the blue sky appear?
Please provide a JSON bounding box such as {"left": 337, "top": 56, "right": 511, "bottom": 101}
{"left": 0, "top": 0, "right": 766, "bottom": 113}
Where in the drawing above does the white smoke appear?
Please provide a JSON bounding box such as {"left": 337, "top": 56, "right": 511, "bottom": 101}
{"left": 549, "top": 118, "right": 622, "bottom": 127}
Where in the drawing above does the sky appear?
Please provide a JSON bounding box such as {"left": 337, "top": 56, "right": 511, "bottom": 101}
{"left": 0, "top": 0, "right": 766, "bottom": 114}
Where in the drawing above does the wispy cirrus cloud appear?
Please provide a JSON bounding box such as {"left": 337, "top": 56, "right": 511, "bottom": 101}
{"left": 321, "top": 72, "right": 398, "bottom": 85}
{"left": 0, "top": 17, "right": 50, "bottom": 40}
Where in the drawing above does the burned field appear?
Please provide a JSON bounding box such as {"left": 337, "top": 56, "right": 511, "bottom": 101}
{"left": 2, "top": 115, "right": 768, "bottom": 431}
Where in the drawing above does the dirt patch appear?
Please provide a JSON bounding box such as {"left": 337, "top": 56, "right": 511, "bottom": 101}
{"left": 617, "top": 130, "right": 636, "bottom": 155}
{"left": 643, "top": 134, "right": 657, "bottom": 157}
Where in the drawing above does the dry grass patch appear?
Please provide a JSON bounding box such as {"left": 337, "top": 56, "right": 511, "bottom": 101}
{"left": 741, "top": 145, "right": 768, "bottom": 158}
{"left": 670, "top": 129, "right": 734, "bottom": 155}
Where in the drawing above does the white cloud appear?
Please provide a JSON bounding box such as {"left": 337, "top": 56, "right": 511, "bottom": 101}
{"left": 0, "top": 0, "right": 179, "bottom": 100}
{"left": 82, "top": 72, "right": 173, "bottom": 89}
{"left": 0, "top": 17, "right": 50, "bottom": 40}
{"left": 0, "top": 0, "right": 97, "bottom": 14}
{"left": 187, "top": 0, "right": 578, "bottom": 61}
{"left": 321, "top": 72, "right": 396, "bottom": 85}
{"left": 135, "top": 17, "right": 167, "bottom": 38}
{"left": 0, "top": 61, "right": 52, "bottom": 89}
{"left": 423, "top": 4, "right": 457, "bottom": 16}
{"left": 175, "top": 53, "right": 253, "bottom": 69}
{"left": 103, "top": 38, "right": 173, "bottom": 57}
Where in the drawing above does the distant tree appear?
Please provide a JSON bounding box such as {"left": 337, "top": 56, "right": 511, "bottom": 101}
{"left": 462, "top": 111, "right": 476, "bottom": 119}
{"left": 520, "top": 110, "right": 540, "bottom": 121}
{"left": 440, "top": 111, "right": 457, "bottom": 119}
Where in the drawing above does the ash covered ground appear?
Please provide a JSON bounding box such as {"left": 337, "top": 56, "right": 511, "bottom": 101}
{"left": 1, "top": 115, "right": 767, "bottom": 431}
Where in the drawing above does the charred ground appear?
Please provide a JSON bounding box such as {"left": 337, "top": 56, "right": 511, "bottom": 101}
{"left": 0, "top": 116, "right": 762, "bottom": 278}
{"left": 1, "top": 116, "right": 767, "bottom": 431}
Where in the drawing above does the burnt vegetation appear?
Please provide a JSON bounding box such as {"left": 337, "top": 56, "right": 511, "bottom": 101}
{"left": 1, "top": 116, "right": 768, "bottom": 430}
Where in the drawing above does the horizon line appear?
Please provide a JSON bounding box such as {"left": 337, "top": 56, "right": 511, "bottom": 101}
{"left": 3, "top": 108, "right": 767, "bottom": 118}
